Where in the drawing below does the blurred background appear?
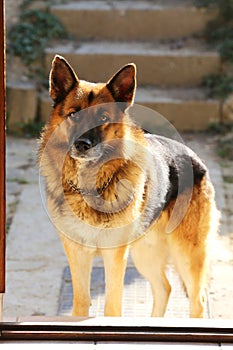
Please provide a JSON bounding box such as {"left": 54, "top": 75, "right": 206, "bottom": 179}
{"left": 5, "top": 0, "right": 233, "bottom": 135}
{"left": 4, "top": 0, "right": 233, "bottom": 319}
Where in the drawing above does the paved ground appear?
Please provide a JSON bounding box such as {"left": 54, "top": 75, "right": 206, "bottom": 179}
{"left": 3, "top": 133, "right": 233, "bottom": 319}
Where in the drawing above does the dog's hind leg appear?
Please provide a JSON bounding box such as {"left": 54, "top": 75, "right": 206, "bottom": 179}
{"left": 167, "top": 178, "right": 218, "bottom": 318}
{"left": 131, "top": 230, "right": 171, "bottom": 317}
{"left": 150, "top": 271, "right": 171, "bottom": 317}
{"left": 169, "top": 242, "right": 208, "bottom": 318}
{"left": 186, "top": 273, "right": 207, "bottom": 319}
{"left": 101, "top": 246, "right": 129, "bottom": 316}
{"left": 60, "top": 234, "right": 94, "bottom": 316}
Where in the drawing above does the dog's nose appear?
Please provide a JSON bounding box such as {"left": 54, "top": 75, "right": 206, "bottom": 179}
{"left": 74, "top": 138, "right": 92, "bottom": 153}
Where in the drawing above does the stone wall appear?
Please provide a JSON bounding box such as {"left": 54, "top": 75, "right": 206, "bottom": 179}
{"left": 5, "top": 0, "right": 24, "bottom": 28}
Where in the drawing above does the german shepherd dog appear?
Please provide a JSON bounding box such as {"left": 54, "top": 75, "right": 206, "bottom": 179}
{"left": 39, "top": 55, "right": 218, "bottom": 318}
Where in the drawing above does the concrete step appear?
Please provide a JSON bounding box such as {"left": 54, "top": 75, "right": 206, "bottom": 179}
{"left": 51, "top": 0, "right": 215, "bottom": 41}
{"left": 6, "top": 82, "right": 38, "bottom": 130}
{"left": 134, "top": 87, "right": 220, "bottom": 131}
{"left": 45, "top": 40, "right": 220, "bottom": 87}
{"left": 39, "top": 87, "right": 220, "bottom": 131}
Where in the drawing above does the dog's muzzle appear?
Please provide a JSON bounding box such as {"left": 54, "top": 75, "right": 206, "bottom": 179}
{"left": 70, "top": 137, "right": 104, "bottom": 161}
{"left": 74, "top": 138, "right": 92, "bottom": 154}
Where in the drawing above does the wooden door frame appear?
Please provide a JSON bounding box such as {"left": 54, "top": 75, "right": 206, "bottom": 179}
{"left": 0, "top": 0, "right": 233, "bottom": 344}
{"left": 0, "top": 0, "right": 6, "bottom": 315}
{"left": 0, "top": 318, "right": 233, "bottom": 343}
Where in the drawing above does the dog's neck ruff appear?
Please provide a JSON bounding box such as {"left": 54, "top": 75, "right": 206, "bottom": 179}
{"left": 67, "top": 176, "right": 113, "bottom": 198}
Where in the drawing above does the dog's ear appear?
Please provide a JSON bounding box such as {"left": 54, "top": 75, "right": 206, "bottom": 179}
{"left": 50, "top": 55, "right": 79, "bottom": 104}
{"left": 106, "top": 63, "right": 136, "bottom": 106}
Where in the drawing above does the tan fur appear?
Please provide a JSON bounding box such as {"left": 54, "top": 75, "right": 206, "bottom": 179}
{"left": 39, "top": 55, "right": 219, "bottom": 318}
{"left": 131, "top": 177, "right": 218, "bottom": 318}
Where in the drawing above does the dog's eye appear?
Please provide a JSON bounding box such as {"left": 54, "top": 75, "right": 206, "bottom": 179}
{"left": 100, "top": 113, "right": 110, "bottom": 123}
{"left": 68, "top": 112, "right": 78, "bottom": 121}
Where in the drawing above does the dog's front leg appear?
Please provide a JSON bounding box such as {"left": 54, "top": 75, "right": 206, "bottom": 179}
{"left": 102, "top": 246, "right": 129, "bottom": 316}
{"left": 60, "top": 234, "right": 93, "bottom": 316}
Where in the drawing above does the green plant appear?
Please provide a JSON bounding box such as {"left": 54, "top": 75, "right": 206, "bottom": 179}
{"left": 217, "top": 138, "right": 233, "bottom": 160}
{"left": 7, "top": 0, "right": 69, "bottom": 136}
{"left": 8, "top": 120, "right": 45, "bottom": 138}
{"left": 201, "top": 0, "right": 233, "bottom": 63}
{"left": 207, "top": 120, "right": 229, "bottom": 134}
{"left": 7, "top": 4, "right": 69, "bottom": 66}
{"left": 210, "top": 121, "right": 233, "bottom": 160}
{"left": 202, "top": 74, "right": 233, "bottom": 98}
{"left": 198, "top": 0, "right": 233, "bottom": 100}
{"left": 195, "top": 0, "right": 218, "bottom": 6}
{"left": 220, "top": 39, "right": 233, "bottom": 62}
{"left": 7, "top": 178, "right": 29, "bottom": 185}
{"left": 223, "top": 175, "right": 233, "bottom": 183}
{"left": 20, "top": 120, "right": 45, "bottom": 138}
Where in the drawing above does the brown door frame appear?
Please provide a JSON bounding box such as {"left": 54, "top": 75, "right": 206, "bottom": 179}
{"left": 0, "top": 0, "right": 233, "bottom": 344}
{"left": 0, "top": 0, "right": 6, "bottom": 306}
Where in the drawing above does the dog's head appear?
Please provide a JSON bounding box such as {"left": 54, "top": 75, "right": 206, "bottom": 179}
{"left": 49, "top": 55, "right": 137, "bottom": 163}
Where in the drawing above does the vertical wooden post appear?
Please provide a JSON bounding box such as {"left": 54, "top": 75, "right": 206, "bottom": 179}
{"left": 0, "top": 0, "right": 6, "bottom": 320}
